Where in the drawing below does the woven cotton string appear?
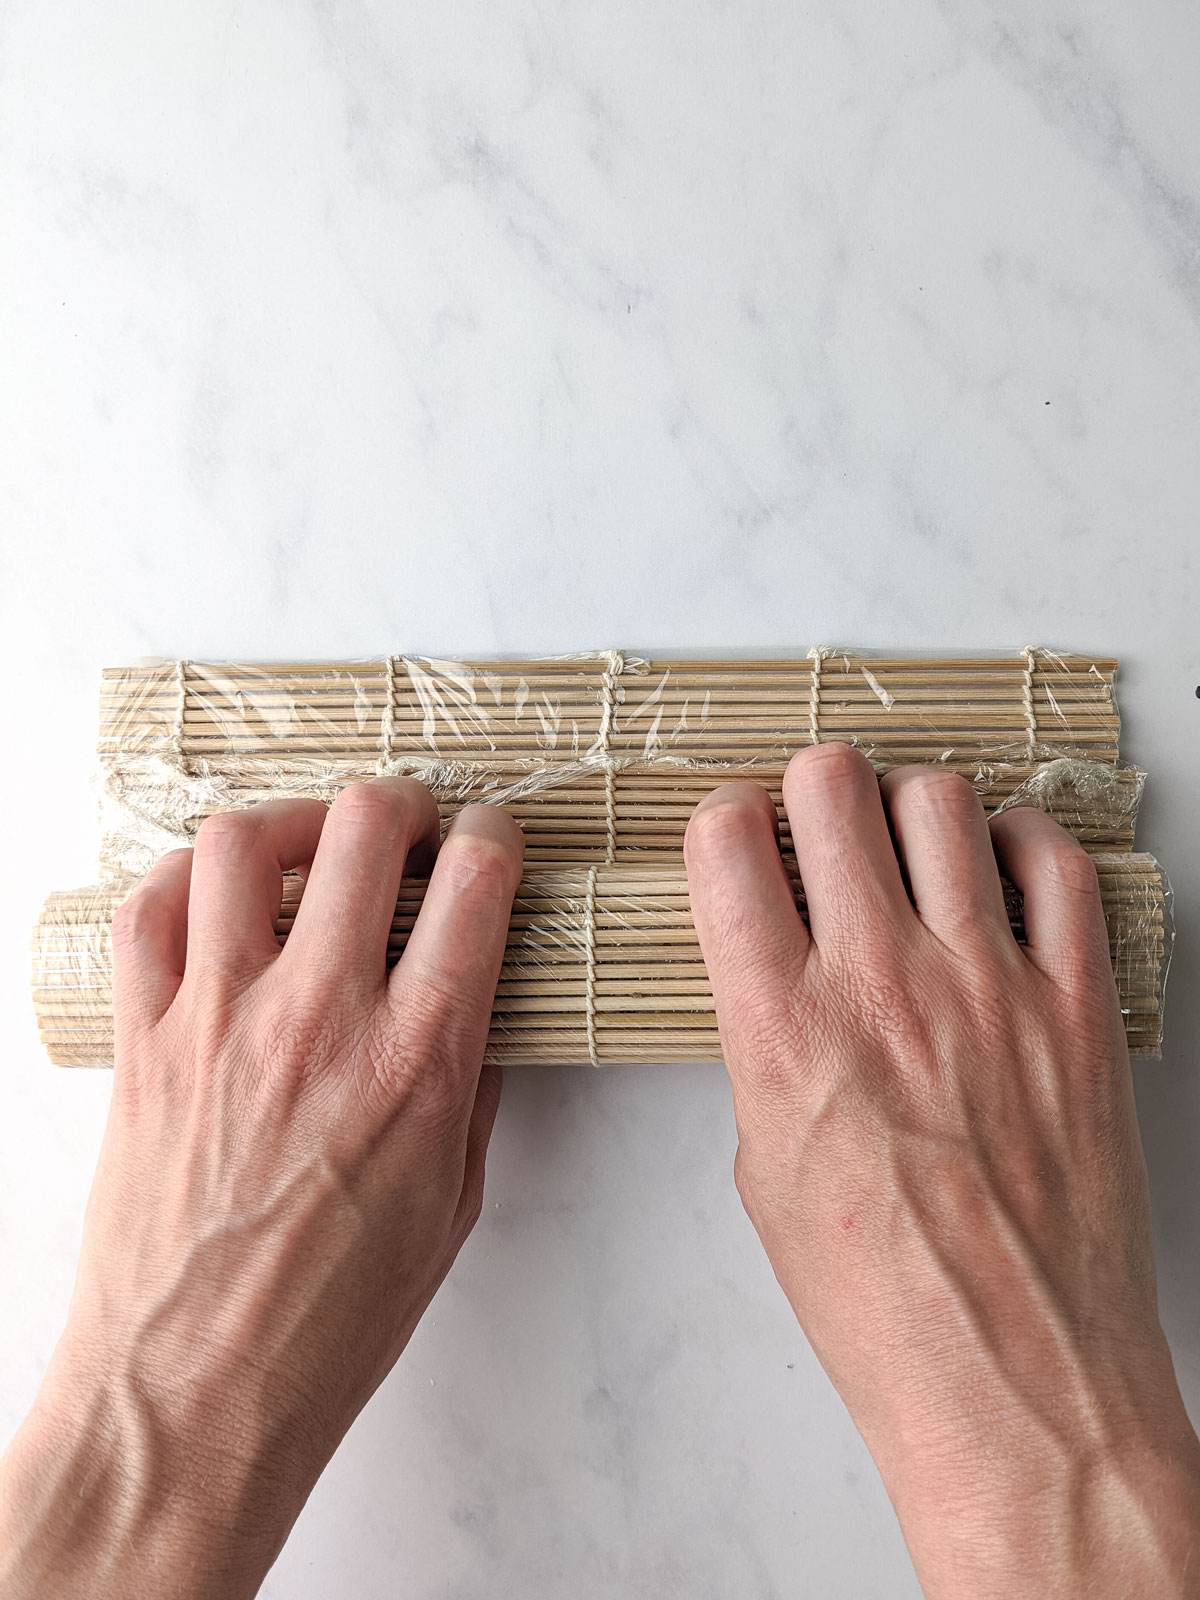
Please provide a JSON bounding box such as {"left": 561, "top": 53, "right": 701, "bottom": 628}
{"left": 586, "top": 653, "right": 623, "bottom": 1059}
{"left": 172, "top": 659, "right": 190, "bottom": 772}
{"left": 1020, "top": 646, "right": 1039, "bottom": 758}
{"left": 583, "top": 863, "right": 601, "bottom": 1067}
{"left": 597, "top": 650, "right": 625, "bottom": 864}
{"left": 377, "top": 655, "right": 400, "bottom": 776}
{"left": 807, "top": 646, "right": 833, "bottom": 745}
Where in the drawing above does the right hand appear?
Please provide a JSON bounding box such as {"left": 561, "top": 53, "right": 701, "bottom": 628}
{"left": 684, "top": 744, "right": 1200, "bottom": 1599}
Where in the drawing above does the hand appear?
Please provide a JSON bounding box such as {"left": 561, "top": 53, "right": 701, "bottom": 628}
{"left": 0, "top": 779, "right": 523, "bottom": 1600}
{"left": 684, "top": 745, "right": 1200, "bottom": 1600}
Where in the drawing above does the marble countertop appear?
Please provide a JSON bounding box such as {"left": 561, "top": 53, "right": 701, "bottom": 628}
{"left": 2, "top": 3, "right": 1198, "bottom": 1595}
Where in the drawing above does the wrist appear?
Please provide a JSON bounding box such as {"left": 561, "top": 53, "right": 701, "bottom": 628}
{"left": 879, "top": 1387, "right": 1200, "bottom": 1599}
{"left": 0, "top": 1335, "right": 306, "bottom": 1600}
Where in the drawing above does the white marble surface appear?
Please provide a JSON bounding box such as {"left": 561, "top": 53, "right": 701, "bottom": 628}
{"left": 2, "top": 2, "right": 1199, "bottom": 1594}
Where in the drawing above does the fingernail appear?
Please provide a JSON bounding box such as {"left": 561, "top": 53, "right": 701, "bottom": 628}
{"left": 446, "top": 804, "right": 525, "bottom": 855}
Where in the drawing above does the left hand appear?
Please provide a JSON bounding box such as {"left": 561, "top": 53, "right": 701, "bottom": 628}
{"left": 0, "top": 777, "right": 523, "bottom": 1600}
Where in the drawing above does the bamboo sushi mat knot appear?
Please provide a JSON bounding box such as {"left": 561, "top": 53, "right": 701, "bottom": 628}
{"left": 1021, "top": 645, "right": 1040, "bottom": 756}
{"left": 572, "top": 651, "right": 627, "bottom": 1064}
{"left": 807, "top": 646, "right": 834, "bottom": 744}
{"left": 171, "top": 658, "right": 191, "bottom": 773}
{"left": 583, "top": 863, "right": 601, "bottom": 1066}
{"left": 595, "top": 650, "right": 624, "bottom": 867}
{"left": 377, "top": 654, "right": 403, "bottom": 777}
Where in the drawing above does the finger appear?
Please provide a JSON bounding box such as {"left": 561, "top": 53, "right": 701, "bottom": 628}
{"left": 386, "top": 805, "right": 524, "bottom": 1099}
{"left": 291, "top": 824, "right": 439, "bottom": 887}
{"left": 988, "top": 808, "right": 1114, "bottom": 990}
{"left": 878, "top": 767, "right": 1010, "bottom": 944}
{"left": 280, "top": 778, "right": 441, "bottom": 998}
{"left": 185, "top": 799, "right": 330, "bottom": 979}
{"left": 781, "top": 744, "right": 913, "bottom": 950}
{"left": 288, "top": 825, "right": 438, "bottom": 889}
{"left": 684, "top": 784, "right": 809, "bottom": 1050}
{"left": 111, "top": 848, "right": 194, "bottom": 1030}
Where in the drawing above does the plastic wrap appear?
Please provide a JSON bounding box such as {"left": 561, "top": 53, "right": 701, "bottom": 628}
{"left": 96, "top": 649, "right": 1133, "bottom": 876}
{"left": 31, "top": 854, "right": 1172, "bottom": 1066}
{"left": 33, "top": 645, "right": 1170, "bottom": 1068}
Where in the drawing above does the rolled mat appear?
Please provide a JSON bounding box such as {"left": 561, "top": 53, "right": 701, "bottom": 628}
{"left": 32, "top": 854, "right": 1170, "bottom": 1066}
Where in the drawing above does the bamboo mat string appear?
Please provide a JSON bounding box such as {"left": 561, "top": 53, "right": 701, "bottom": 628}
{"left": 597, "top": 650, "right": 624, "bottom": 865}
{"left": 376, "top": 655, "right": 400, "bottom": 776}
{"left": 807, "top": 646, "right": 833, "bottom": 745}
{"left": 583, "top": 863, "right": 601, "bottom": 1066}
{"left": 32, "top": 856, "right": 1169, "bottom": 1063}
{"left": 171, "top": 659, "right": 191, "bottom": 774}
{"left": 1021, "top": 646, "right": 1039, "bottom": 757}
{"left": 93, "top": 651, "right": 1134, "bottom": 875}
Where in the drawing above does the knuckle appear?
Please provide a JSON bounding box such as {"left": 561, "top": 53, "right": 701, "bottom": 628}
{"left": 147, "top": 845, "right": 193, "bottom": 875}
{"left": 375, "top": 775, "right": 435, "bottom": 804}
{"left": 416, "top": 1066, "right": 466, "bottom": 1128}
{"left": 380, "top": 973, "right": 474, "bottom": 1067}
{"left": 395, "top": 974, "right": 474, "bottom": 1058}
{"left": 895, "top": 768, "right": 981, "bottom": 820}
{"left": 954, "top": 961, "right": 1027, "bottom": 1046}
{"left": 125, "top": 848, "right": 193, "bottom": 907}
{"left": 1042, "top": 841, "right": 1101, "bottom": 897}
{"left": 1057, "top": 932, "right": 1122, "bottom": 1017}
{"left": 258, "top": 997, "right": 347, "bottom": 1076}
{"left": 194, "top": 807, "right": 260, "bottom": 855}
{"left": 438, "top": 833, "right": 520, "bottom": 901}
{"left": 111, "top": 885, "right": 160, "bottom": 942}
{"left": 837, "top": 957, "right": 929, "bottom": 1057}
{"left": 689, "top": 859, "right": 800, "bottom": 987}
{"left": 990, "top": 805, "right": 1071, "bottom": 853}
{"left": 368, "top": 1024, "right": 466, "bottom": 1121}
{"left": 332, "top": 781, "right": 409, "bottom": 834}
{"left": 787, "top": 740, "right": 869, "bottom": 790}
{"left": 684, "top": 789, "right": 774, "bottom": 862}
{"left": 724, "top": 990, "right": 805, "bottom": 1097}
{"left": 987, "top": 804, "right": 1034, "bottom": 841}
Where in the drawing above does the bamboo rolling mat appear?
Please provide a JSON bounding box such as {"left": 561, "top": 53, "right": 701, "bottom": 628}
{"left": 33, "top": 855, "right": 1169, "bottom": 1065}
{"left": 97, "top": 758, "right": 1145, "bottom": 875}
{"left": 96, "top": 649, "right": 1132, "bottom": 873}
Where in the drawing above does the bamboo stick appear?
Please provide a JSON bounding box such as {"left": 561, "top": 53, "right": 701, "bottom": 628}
{"left": 93, "top": 652, "right": 1138, "bottom": 885}
{"left": 100, "top": 659, "right": 1120, "bottom": 683}
{"left": 96, "top": 654, "right": 1119, "bottom": 762}
{"left": 96, "top": 762, "right": 1144, "bottom": 874}
{"left": 31, "top": 856, "right": 1169, "bottom": 1066}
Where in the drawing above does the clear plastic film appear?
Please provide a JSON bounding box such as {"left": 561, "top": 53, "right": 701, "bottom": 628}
{"left": 31, "top": 854, "right": 1172, "bottom": 1066}
{"left": 96, "top": 648, "right": 1134, "bottom": 876}
{"left": 31, "top": 646, "right": 1172, "bottom": 1066}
